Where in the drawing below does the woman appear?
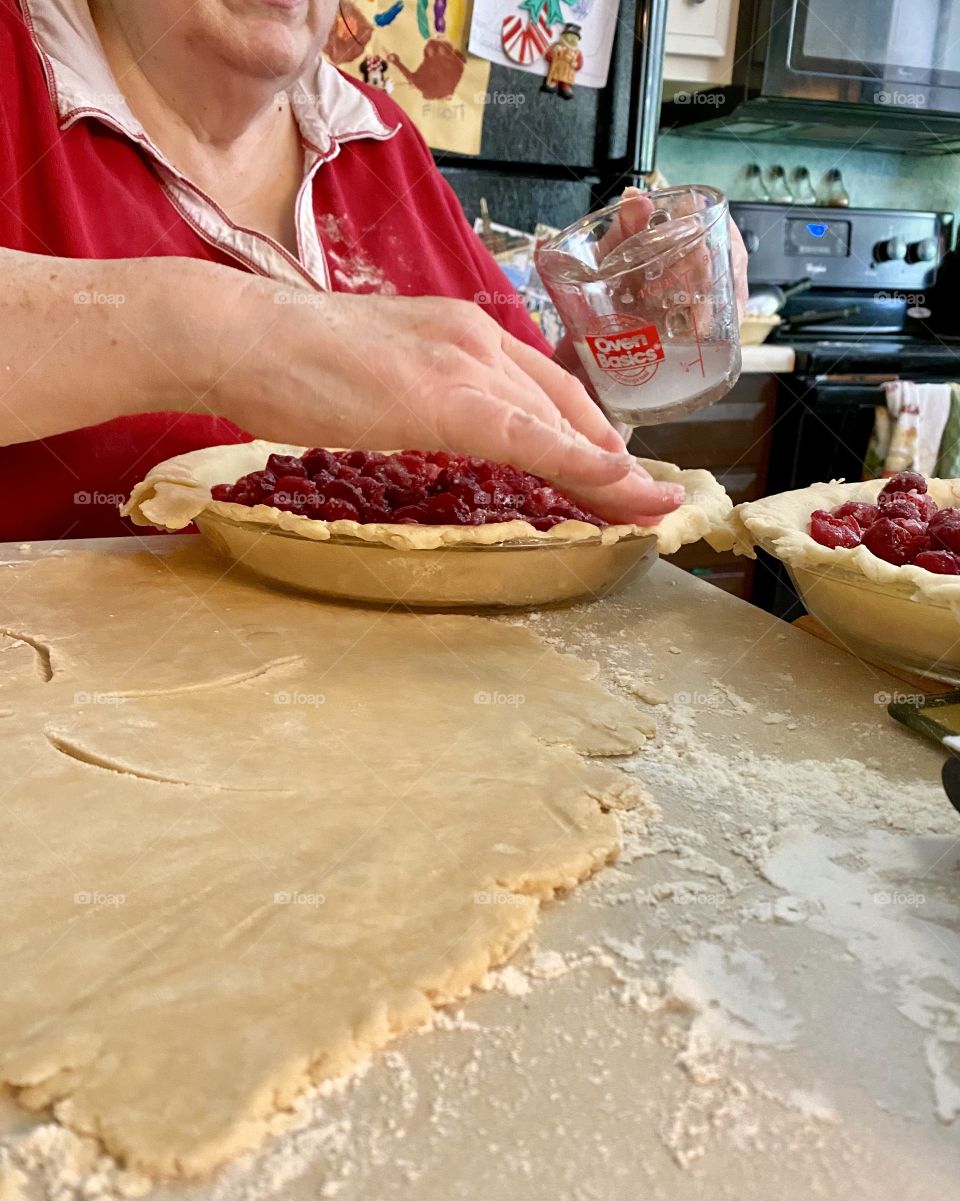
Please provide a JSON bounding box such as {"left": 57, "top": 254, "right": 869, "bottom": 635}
{"left": 0, "top": 0, "right": 743, "bottom": 540}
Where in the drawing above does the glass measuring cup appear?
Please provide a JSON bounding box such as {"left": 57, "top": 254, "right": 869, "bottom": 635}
{"left": 535, "top": 186, "right": 741, "bottom": 427}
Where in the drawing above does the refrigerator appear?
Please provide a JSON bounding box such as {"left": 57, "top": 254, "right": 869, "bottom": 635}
{"left": 439, "top": 0, "right": 668, "bottom": 231}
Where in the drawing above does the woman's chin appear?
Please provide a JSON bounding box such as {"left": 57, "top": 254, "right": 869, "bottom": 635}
{"left": 221, "top": 23, "right": 314, "bottom": 78}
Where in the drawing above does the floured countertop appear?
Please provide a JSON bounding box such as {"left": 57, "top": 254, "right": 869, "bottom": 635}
{"left": 1, "top": 538, "right": 958, "bottom": 1201}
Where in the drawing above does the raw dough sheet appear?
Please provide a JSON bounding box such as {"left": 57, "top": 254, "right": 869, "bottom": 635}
{"left": 0, "top": 547, "right": 648, "bottom": 1176}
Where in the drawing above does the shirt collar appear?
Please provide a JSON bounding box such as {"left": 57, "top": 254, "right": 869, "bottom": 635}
{"left": 21, "top": 0, "right": 399, "bottom": 155}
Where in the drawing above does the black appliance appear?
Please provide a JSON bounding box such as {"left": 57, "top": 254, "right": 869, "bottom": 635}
{"left": 731, "top": 200, "right": 960, "bottom": 617}
{"left": 439, "top": 0, "right": 668, "bottom": 230}
{"left": 664, "top": 0, "right": 960, "bottom": 154}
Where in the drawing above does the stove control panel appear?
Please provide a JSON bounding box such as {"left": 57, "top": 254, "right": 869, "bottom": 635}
{"left": 730, "top": 203, "right": 949, "bottom": 290}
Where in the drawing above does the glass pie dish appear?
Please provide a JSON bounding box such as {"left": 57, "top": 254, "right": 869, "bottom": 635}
{"left": 193, "top": 510, "right": 659, "bottom": 609}
{"left": 734, "top": 479, "right": 960, "bottom": 685}
{"left": 763, "top": 543, "right": 960, "bottom": 684}
{"left": 124, "top": 441, "right": 736, "bottom": 610}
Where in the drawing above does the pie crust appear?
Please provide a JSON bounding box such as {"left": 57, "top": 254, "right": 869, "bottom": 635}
{"left": 123, "top": 441, "right": 736, "bottom": 556}
{"left": 731, "top": 477, "right": 960, "bottom": 609}
{"left": 0, "top": 546, "right": 655, "bottom": 1175}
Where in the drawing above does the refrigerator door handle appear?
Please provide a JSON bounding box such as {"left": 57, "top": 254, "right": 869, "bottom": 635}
{"left": 634, "top": 0, "right": 669, "bottom": 175}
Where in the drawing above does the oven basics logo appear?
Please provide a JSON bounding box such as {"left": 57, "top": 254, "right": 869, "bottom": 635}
{"left": 585, "top": 315, "right": 664, "bottom": 386}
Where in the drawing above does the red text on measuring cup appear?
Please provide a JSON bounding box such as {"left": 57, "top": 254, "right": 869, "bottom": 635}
{"left": 585, "top": 318, "right": 665, "bottom": 386}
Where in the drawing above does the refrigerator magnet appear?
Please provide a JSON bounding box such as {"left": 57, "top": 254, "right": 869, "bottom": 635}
{"left": 541, "top": 23, "right": 583, "bottom": 99}
{"left": 501, "top": 4, "right": 553, "bottom": 64}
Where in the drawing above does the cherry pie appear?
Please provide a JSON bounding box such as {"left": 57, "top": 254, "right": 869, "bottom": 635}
{"left": 808, "top": 470, "right": 960, "bottom": 574}
{"left": 210, "top": 448, "right": 605, "bottom": 532}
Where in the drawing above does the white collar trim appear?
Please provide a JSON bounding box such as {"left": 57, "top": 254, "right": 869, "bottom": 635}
{"left": 19, "top": 0, "right": 401, "bottom": 291}
{"left": 21, "top": 0, "right": 399, "bottom": 154}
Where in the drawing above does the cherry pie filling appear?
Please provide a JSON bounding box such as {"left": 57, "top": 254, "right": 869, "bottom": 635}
{"left": 210, "top": 449, "right": 606, "bottom": 532}
{"left": 808, "top": 471, "right": 960, "bottom": 574}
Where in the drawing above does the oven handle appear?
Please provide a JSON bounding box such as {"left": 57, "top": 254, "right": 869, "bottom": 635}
{"left": 812, "top": 373, "right": 899, "bottom": 384}
{"left": 804, "top": 374, "right": 959, "bottom": 407}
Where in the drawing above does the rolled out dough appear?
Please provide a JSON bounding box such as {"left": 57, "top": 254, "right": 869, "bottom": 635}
{"left": 0, "top": 548, "right": 650, "bottom": 1176}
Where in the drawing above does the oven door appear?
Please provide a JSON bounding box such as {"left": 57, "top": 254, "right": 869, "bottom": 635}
{"left": 761, "top": 0, "right": 960, "bottom": 114}
{"left": 754, "top": 374, "right": 886, "bottom": 620}
{"left": 769, "top": 375, "right": 881, "bottom": 492}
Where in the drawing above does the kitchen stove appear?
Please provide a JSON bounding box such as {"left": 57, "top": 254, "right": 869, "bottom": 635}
{"left": 730, "top": 201, "right": 960, "bottom": 617}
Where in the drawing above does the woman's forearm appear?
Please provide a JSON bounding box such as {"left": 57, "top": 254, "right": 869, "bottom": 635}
{"left": 0, "top": 249, "right": 238, "bottom": 445}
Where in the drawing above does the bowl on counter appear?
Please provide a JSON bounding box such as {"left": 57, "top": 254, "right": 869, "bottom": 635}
{"left": 732, "top": 478, "right": 960, "bottom": 685}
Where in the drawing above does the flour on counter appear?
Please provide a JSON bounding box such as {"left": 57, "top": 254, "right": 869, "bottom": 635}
{"left": 783, "top": 1089, "right": 838, "bottom": 1124}
{"left": 638, "top": 696, "right": 960, "bottom": 1129}
{"left": 5, "top": 627, "right": 960, "bottom": 1198}
{"left": 611, "top": 672, "right": 669, "bottom": 707}
{"left": 526, "top": 951, "right": 570, "bottom": 980}
{"left": 602, "top": 935, "right": 646, "bottom": 965}
{"left": 668, "top": 942, "right": 800, "bottom": 1054}
{"left": 924, "top": 1038, "right": 960, "bottom": 1124}
{"left": 481, "top": 965, "right": 532, "bottom": 997}
{"left": 708, "top": 680, "right": 756, "bottom": 716}
{"left": 670, "top": 848, "right": 740, "bottom": 893}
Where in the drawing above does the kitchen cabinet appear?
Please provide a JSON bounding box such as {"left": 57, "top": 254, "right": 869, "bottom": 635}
{"left": 663, "top": 0, "right": 740, "bottom": 85}
{"left": 629, "top": 372, "right": 777, "bottom": 600}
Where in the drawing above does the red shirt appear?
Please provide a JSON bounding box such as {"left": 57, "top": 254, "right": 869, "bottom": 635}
{"left": 0, "top": 0, "right": 550, "bottom": 540}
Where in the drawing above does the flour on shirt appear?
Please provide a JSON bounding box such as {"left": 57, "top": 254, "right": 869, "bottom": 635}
{"left": 315, "top": 213, "right": 398, "bottom": 294}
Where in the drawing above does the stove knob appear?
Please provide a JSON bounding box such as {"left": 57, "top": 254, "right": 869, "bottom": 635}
{"left": 907, "top": 237, "right": 939, "bottom": 263}
{"left": 874, "top": 236, "right": 907, "bottom": 263}
{"left": 742, "top": 229, "right": 760, "bottom": 254}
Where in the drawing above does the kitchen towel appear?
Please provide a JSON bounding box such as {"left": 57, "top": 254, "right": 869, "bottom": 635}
{"left": 866, "top": 381, "right": 953, "bottom": 478}
{"left": 936, "top": 384, "right": 960, "bottom": 478}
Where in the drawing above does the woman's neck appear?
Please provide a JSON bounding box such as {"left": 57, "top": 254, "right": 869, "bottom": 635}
{"left": 90, "top": 2, "right": 295, "bottom": 150}
{"left": 90, "top": 2, "right": 305, "bottom": 253}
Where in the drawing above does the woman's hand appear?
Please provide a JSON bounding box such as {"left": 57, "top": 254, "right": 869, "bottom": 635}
{"left": 218, "top": 282, "right": 685, "bottom": 524}
{"left": 603, "top": 186, "right": 748, "bottom": 320}
{"left": 729, "top": 212, "right": 749, "bottom": 322}
{"left": 0, "top": 247, "right": 682, "bottom": 524}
